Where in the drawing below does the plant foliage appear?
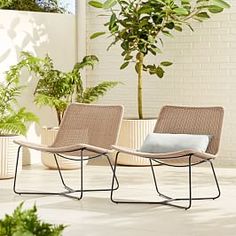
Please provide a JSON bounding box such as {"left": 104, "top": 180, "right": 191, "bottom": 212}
{"left": 0, "top": 61, "right": 38, "bottom": 136}
{"left": 0, "top": 0, "right": 12, "bottom": 8}
{"left": 89, "top": 0, "right": 230, "bottom": 119}
{"left": 17, "top": 52, "right": 119, "bottom": 125}
{"left": 0, "top": 202, "right": 66, "bottom": 236}
{"left": 0, "top": 0, "right": 67, "bottom": 13}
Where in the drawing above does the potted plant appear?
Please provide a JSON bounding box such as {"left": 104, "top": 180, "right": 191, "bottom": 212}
{"left": 0, "top": 202, "right": 66, "bottom": 236}
{"left": 16, "top": 52, "right": 119, "bottom": 169}
{"left": 89, "top": 0, "right": 230, "bottom": 165}
{"left": 0, "top": 0, "right": 67, "bottom": 13}
{"left": 0, "top": 64, "right": 38, "bottom": 179}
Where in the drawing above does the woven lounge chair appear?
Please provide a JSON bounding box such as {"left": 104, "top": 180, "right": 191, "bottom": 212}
{"left": 13, "top": 103, "right": 124, "bottom": 200}
{"left": 111, "top": 105, "right": 224, "bottom": 209}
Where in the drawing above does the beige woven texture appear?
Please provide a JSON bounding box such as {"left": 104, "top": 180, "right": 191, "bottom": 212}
{"left": 15, "top": 103, "right": 124, "bottom": 157}
{"left": 113, "top": 105, "right": 224, "bottom": 165}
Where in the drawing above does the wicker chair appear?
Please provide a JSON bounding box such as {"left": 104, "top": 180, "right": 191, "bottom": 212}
{"left": 13, "top": 103, "right": 124, "bottom": 200}
{"left": 111, "top": 106, "right": 224, "bottom": 209}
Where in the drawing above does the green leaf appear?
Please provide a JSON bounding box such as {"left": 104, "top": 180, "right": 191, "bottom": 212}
{"left": 193, "top": 16, "right": 204, "bottom": 22}
{"left": 165, "top": 22, "right": 175, "bottom": 29}
{"left": 74, "top": 55, "right": 99, "bottom": 70}
{"left": 173, "top": 7, "right": 189, "bottom": 15}
{"left": 120, "top": 61, "right": 129, "bottom": 69}
{"left": 212, "top": 0, "right": 230, "bottom": 8}
{"left": 196, "top": 12, "right": 210, "bottom": 18}
{"left": 156, "top": 66, "right": 165, "bottom": 78}
{"left": 109, "top": 13, "right": 117, "bottom": 31}
{"left": 208, "top": 5, "right": 224, "bottom": 13}
{"left": 174, "top": 26, "right": 183, "bottom": 31}
{"left": 181, "top": 0, "right": 190, "bottom": 5}
{"left": 121, "top": 41, "right": 129, "bottom": 50}
{"left": 151, "top": 45, "right": 162, "bottom": 53}
{"left": 147, "top": 65, "right": 156, "bottom": 75}
{"left": 161, "top": 61, "right": 173, "bottom": 66}
{"left": 81, "top": 81, "right": 119, "bottom": 103}
{"left": 162, "top": 30, "right": 174, "bottom": 38}
{"left": 138, "top": 5, "right": 153, "bottom": 14}
{"left": 90, "top": 32, "right": 106, "bottom": 39}
{"left": 103, "top": 0, "right": 117, "bottom": 9}
{"left": 197, "top": 0, "right": 208, "bottom": 3}
{"left": 88, "top": 1, "right": 103, "bottom": 8}
{"left": 124, "top": 54, "right": 133, "bottom": 60}
{"left": 149, "top": 48, "right": 157, "bottom": 55}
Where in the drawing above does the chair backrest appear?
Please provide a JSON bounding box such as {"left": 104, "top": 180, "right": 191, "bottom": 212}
{"left": 154, "top": 106, "right": 224, "bottom": 155}
{"left": 52, "top": 103, "right": 124, "bottom": 155}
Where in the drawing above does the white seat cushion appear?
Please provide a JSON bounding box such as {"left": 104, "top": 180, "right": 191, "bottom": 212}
{"left": 140, "top": 133, "right": 211, "bottom": 153}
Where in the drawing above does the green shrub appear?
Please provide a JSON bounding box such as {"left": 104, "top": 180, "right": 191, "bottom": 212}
{"left": 0, "top": 0, "right": 67, "bottom": 13}
{"left": 0, "top": 61, "right": 38, "bottom": 136}
{"left": 12, "top": 52, "right": 119, "bottom": 125}
{"left": 0, "top": 202, "right": 66, "bottom": 236}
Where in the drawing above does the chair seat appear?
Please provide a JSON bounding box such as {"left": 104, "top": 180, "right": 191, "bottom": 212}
{"left": 14, "top": 140, "right": 112, "bottom": 154}
{"left": 112, "top": 145, "right": 216, "bottom": 165}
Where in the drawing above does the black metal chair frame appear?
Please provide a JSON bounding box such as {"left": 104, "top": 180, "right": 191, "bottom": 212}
{"left": 13, "top": 146, "right": 119, "bottom": 200}
{"left": 110, "top": 152, "right": 220, "bottom": 210}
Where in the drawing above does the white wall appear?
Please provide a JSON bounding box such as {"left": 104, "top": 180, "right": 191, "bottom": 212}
{"left": 86, "top": 0, "right": 236, "bottom": 167}
{"left": 0, "top": 10, "right": 76, "bottom": 164}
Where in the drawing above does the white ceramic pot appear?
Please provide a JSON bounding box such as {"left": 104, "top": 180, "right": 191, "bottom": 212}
{"left": 41, "top": 127, "right": 86, "bottom": 170}
{"left": 0, "top": 135, "right": 22, "bottom": 179}
{"left": 117, "top": 119, "right": 156, "bottom": 166}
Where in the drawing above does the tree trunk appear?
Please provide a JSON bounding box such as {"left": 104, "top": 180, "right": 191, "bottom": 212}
{"left": 136, "top": 52, "right": 144, "bottom": 119}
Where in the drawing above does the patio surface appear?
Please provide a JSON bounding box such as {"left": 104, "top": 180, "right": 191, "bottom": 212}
{"left": 0, "top": 163, "right": 236, "bottom": 236}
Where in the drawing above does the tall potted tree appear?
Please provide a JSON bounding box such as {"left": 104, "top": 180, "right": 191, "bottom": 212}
{"left": 0, "top": 64, "right": 38, "bottom": 179}
{"left": 15, "top": 52, "right": 119, "bottom": 169}
{"left": 89, "top": 0, "right": 230, "bottom": 165}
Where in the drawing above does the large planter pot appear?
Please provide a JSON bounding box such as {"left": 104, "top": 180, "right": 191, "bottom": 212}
{"left": 117, "top": 119, "right": 156, "bottom": 166}
{"left": 0, "top": 135, "right": 22, "bottom": 179}
{"left": 41, "top": 127, "right": 86, "bottom": 170}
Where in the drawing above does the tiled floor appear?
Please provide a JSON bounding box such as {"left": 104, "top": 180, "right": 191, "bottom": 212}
{"left": 0, "top": 163, "right": 236, "bottom": 236}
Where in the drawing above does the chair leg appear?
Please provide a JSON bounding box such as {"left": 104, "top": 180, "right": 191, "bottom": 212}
{"left": 111, "top": 152, "right": 191, "bottom": 209}
{"left": 14, "top": 148, "right": 117, "bottom": 200}
{"left": 105, "top": 154, "right": 119, "bottom": 190}
{"left": 54, "top": 154, "right": 73, "bottom": 190}
{"left": 186, "top": 156, "right": 192, "bottom": 209}
{"left": 54, "top": 154, "right": 83, "bottom": 200}
{"left": 69, "top": 153, "right": 119, "bottom": 193}
{"left": 150, "top": 159, "right": 172, "bottom": 200}
{"left": 151, "top": 155, "right": 193, "bottom": 210}
{"left": 209, "top": 160, "right": 221, "bottom": 199}
{"left": 110, "top": 152, "right": 119, "bottom": 204}
{"left": 54, "top": 150, "right": 85, "bottom": 200}
{"left": 13, "top": 146, "right": 63, "bottom": 196}
{"left": 13, "top": 146, "right": 22, "bottom": 195}
{"left": 66, "top": 153, "right": 119, "bottom": 194}
{"left": 170, "top": 159, "right": 221, "bottom": 207}
{"left": 13, "top": 147, "right": 84, "bottom": 200}
{"left": 111, "top": 153, "right": 222, "bottom": 210}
